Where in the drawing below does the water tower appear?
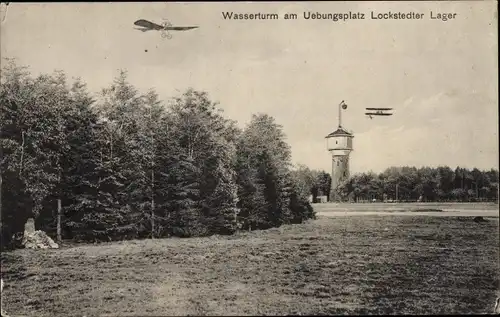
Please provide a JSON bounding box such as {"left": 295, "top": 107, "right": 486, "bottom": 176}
{"left": 325, "top": 100, "right": 354, "bottom": 201}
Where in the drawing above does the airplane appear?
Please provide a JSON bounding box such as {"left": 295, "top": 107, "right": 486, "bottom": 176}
{"left": 134, "top": 19, "right": 199, "bottom": 39}
{"left": 365, "top": 108, "right": 393, "bottom": 119}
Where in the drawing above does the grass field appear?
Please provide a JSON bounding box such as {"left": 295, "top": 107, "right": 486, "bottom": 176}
{"left": 1, "top": 206, "right": 499, "bottom": 316}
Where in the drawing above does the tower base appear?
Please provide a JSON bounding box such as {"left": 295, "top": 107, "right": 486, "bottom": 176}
{"left": 329, "top": 186, "right": 341, "bottom": 203}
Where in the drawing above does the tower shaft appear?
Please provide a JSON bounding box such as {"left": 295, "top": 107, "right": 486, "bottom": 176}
{"left": 330, "top": 154, "right": 351, "bottom": 200}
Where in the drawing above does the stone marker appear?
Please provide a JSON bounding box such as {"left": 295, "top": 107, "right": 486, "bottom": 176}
{"left": 21, "top": 217, "right": 59, "bottom": 249}
{"left": 24, "top": 218, "right": 35, "bottom": 234}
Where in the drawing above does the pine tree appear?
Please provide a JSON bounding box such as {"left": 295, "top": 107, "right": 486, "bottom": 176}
{"left": 167, "top": 89, "right": 239, "bottom": 236}
{"left": 236, "top": 114, "right": 308, "bottom": 230}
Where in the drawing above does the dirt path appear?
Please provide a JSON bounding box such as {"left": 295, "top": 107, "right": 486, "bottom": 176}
{"left": 314, "top": 203, "right": 499, "bottom": 218}
{"left": 317, "top": 210, "right": 499, "bottom": 218}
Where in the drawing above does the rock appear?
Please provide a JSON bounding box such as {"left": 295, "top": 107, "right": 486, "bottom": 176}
{"left": 473, "top": 216, "right": 488, "bottom": 223}
{"left": 22, "top": 230, "right": 59, "bottom": 249}
{"left": 20, "top": 218, "right": 59, "bottom": 249}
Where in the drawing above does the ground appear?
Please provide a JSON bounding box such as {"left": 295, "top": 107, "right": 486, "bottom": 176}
{"left": 1, "top": 203, "right": 499, "bottom": 316}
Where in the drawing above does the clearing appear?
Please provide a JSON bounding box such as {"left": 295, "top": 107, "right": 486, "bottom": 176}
{"left": 1, "top": 210, "right": 499, "bottom": 316}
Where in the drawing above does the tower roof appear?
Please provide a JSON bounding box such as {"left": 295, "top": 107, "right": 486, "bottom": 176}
{"left": 325, "top": 126, "right": 353, "bottom": 138}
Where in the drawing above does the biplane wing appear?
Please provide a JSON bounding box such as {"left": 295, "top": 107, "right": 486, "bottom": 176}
{"left": 365, "top": 112, "right": 393, "bottom": 116}
{"left": 134, "top": 19, "right": 165, "bottom": 30}
{"left": 166, "top": 26, "right": 199, "bottom": 31}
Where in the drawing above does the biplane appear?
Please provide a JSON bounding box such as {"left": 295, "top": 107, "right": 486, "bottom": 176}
{"left": 134, "top": 19, "right": 198, "bottom": 39}
{"left": 365, "top": 108, "right": 393, "bottom": 119}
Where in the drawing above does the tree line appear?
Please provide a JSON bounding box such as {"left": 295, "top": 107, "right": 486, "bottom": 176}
{"left": 0, "top": 59, "right": 314, "bottom": 249}
{"left": 293, "top": 166, "right": 498, "bottom": 203}
{"left": 336, "top": 166, "right": 499, "bottom": 202}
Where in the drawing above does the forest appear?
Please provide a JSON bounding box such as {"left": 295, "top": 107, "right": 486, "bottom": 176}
{"left": 0, "top": 59, "right": 315, "bottom": 249}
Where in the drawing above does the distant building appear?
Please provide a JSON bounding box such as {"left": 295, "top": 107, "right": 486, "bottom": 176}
{"left": 309, "top": 195, "right": 328, "bottom": 203}
{"left": 317, "top": 195, "right": 328, "bottom": 203}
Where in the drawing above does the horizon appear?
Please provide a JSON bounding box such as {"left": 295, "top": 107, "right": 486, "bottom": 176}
{"left": 1, "top": 2, "right": 498, "bottom": 174}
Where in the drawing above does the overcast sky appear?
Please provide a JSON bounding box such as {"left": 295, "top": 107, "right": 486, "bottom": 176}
{"left": 1, "top": 2, "right": 498, "bottom": 174}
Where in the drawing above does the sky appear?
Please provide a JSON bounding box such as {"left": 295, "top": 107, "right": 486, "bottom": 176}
{"left": 1, "top": 2, "right": 498, "bottom": 174}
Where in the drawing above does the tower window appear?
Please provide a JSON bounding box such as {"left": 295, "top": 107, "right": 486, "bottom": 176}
{"left": 337, "top": 161, "right": 339, "bottom": 166}
{"left": 336, "top": 141, "right": 338, "bottom": 144}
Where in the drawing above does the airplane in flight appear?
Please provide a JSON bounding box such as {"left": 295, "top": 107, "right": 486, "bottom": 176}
{"left": 365, "top": 108, "right": 393, "bottom": 119}
{"left": 134, "top": 19, "right": 199, "bottom": 39}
